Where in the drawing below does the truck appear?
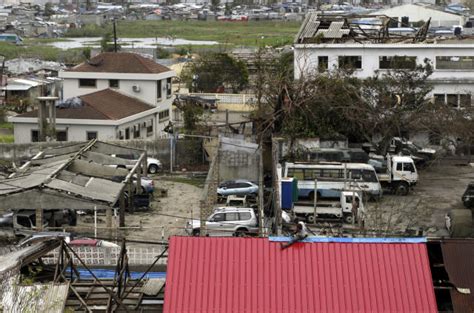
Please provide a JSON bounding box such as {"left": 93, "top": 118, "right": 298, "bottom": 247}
{"left": 293, "top": 191, "right": 364, "bottom": 224}
{"left": 368, "top": 154, "right": 418, "bottom": 195}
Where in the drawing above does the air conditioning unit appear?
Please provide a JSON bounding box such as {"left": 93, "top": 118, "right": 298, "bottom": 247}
{"left": 132, "top": 85, "right": 141, "bottom": 93}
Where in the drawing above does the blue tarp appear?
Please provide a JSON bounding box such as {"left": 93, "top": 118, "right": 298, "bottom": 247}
{"left": 72, "top": 268, "right": 166, "bottom": 280}
{"left": 269, "top": 236, "right": 427, "bottom": 243}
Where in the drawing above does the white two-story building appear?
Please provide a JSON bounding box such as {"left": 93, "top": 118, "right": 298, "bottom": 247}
{"left": 10, "top": 52, "right": 176, "bottom": 143}
{"left": 294, "top": 15, "right": 474, "bottom": 109}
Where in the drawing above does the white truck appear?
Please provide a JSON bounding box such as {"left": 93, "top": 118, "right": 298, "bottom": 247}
{"left": 293, "top": 191, "right": 364, "bottom": 224}
{"left": 369, "top": 154, "right": 418, "bottom": 196}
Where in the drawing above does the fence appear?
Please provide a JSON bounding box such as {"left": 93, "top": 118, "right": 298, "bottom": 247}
{"left": 42, "top": 246, "right": 167, "bottom": 266}
{"left": 186, "top": 93, "right": 257, "bottom": 112}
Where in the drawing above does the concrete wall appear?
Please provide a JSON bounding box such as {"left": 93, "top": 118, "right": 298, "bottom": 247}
{"left": 0, "top": 138, "right": 205, "bottom": 169}
{"left": 218, "top": 137, "right": 260, "bottom": 182}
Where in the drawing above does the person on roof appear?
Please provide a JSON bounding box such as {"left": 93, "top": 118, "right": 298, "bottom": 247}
{"left": 281, "top": 218, "right": 308, "bottom": 249}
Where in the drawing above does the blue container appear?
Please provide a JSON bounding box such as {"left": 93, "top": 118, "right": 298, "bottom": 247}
{"left": 281, "top": 178, "right": 295, "bottom": 210}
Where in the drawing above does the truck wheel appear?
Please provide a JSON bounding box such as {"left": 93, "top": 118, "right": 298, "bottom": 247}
{"left": 395, "top": 182, "right": 409, "bottom": 196}
{"left": 192, "top": 229, "right": 200, "bottom": 236}
{"left": 344, "top": 214, "right": 354, "bottom": 224}
{"left": 307, "top": 214, "right": 315, "bottom": 223}
{"left": 148, "top": 164, "right": 159, "bottom": 174}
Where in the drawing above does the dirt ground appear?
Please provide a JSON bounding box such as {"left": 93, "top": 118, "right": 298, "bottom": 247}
{"left": 364, "top": 163, "right": 474, "bottom": 237}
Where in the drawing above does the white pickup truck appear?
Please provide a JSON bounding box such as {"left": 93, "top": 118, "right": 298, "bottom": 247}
{"left": 293, "top": 191, "right": 364, "bottom": 224}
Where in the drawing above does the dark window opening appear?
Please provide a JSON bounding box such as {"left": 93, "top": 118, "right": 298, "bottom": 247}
{"left": 167, "top": 78, "right": 172, "bottom": 97}
{"left": 56, "top": 130, "right": 67, "bottom": 142}
{"left": 31, "top": 130, "right": 39, "bottom": 142}
{"left": 125, "top": 128, "right": 130, "bottom": 140}
{"left": 159, "top": 110, "right": 169, "bottom": 121}
{"left": 447, "top": 94, "right": 458, "bottom": 107}
{"left": 109, "top": 79, "right": 119, "bottom": 88}
{"left": 133, "top": 125, "right": 140, "bottom": 138}
{"left": 434, "top": 94, "right": 445, "bottom": 105}
{"left": 86, "top": 131, "right": 97, "bottom": 140}
{"left": 157, "top": 80, "right": 162, "bottom": 99}
{"left": 146, "top": 120, "right": 153, "bottom": 137}
{"left": 459, "top": 94, "right": 471, "bottom": 107}
{"left": 318, "top": 56, "right": 328, "bottom": 72}
{"left": 379, "top": 56, "right": 417, "bottom": 69}
{"left": 338, "top": 56, "right": 362, "bottom": 69}
{"left": 436, "top": 56, "right": 474, "bottom": 70}
{"left": 79, "top": 79, "right": 96, "bottom": 88}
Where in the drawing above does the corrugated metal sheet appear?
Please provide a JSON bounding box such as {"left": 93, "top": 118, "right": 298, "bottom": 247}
{"left": 441, "top": 240, "right": 474, "bottom": 312}
{"left": 142, "top": 278, "right": 166, "bottom": 296}
{"left": 164, "top": 237, "right": 437, "bottom": 313}
{"left": 2, "top": 282, "right": 69, "bottom": 313}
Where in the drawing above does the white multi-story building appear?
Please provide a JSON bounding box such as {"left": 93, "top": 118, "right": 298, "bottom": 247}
{"left": 294, "top": 42, "right": 474, "bottom": 108}
{"left": 10, "top": 52, "right": 176, "bottom": 143}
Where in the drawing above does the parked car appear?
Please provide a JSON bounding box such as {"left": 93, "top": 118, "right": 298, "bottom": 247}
{"left": 217, "top": 180, "right": 259, "bottom": 197}
{"left": 111, "top": 175, "right": 155, "bottom": 194}
{"left": 462, "top": 182, "right": 474, "bottom": 209}
{"left": 0, "top": 212, "right": 13, "bottom": 227}
{"left": 13, "top": 209, "right": 76, "bottom": 236}
{"left": 112, "top": 154, "right": 162, "bottom": 174}
{"left": 186, "top": 207, "right": 258, "bottom": 237}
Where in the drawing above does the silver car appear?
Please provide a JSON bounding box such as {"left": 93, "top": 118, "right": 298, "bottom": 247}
{"left": 217, "top": 180, "right": 259, "bottom": 197}
{"left": 186, "top": 207, "right": 258, "bottom": 237}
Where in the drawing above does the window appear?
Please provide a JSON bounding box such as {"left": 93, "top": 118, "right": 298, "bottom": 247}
{"left": 125, "top": 128, "right": 130, "bottom": 140}
{"left": 460, "top": 94, "right": 472, "bottom": 107}
{"left": 436, "top": 56, "right": 474, "bottom": 70}
{"left": 86, "top": 131, "right": 97, "bottom": 140}
{"left": 146, "top": 119, "right": 153, "bottom": 137}
{"left": 17, "top": 216, "right": 32, "bottom": 228}
{"left": 159, "top": 109, "right": 169, "bottom": 121}
{"left": 211, "top": 213, "right": 225, "bottom": 222}
{"left": 434, "top": 94, "right": 445, "bottom": 105}
{"left": 396, "top": 163, "right": 403, "bottom": 171}
{"left": 318, "top": 56, "right": 328, "bottom": 72}
{"left": 225, "top": 212, "right": 239, "bottom": 221}
{"left": 109, "top": 79, "right": 119, "bottom": 88}
{"left": 157, "top": 80, "right": 162, "bottom": 99}
{"left": 379, "top": 56, "right": 417, "bottom": 69}
{"left": 79, "top": 79, "right": 96, "bottom": 88}
{"left": 56, "top": 130, "right": 67, "bottom": 142}
{"left": 287, "top": 168, "right": 304, "bottom": 180}
{"left": 239, "top": 212, "right": 252, "bottom": 220}
{"left": 133, "top": 125, "right": 140, "bottom": 138}
{"left": 338, "top": 56, "right": 362, "bottom": 69}
{"left": 447, "top": 94, "right": 458, "bottom": 107}
{"left": 167, "top": 78, "right": 172, "bottom": 97}
{"left": 403, "top": 162, "right": 415, "bottom": 172}
{"left": 31, "top": 130, "right": 39, "bottom": 142}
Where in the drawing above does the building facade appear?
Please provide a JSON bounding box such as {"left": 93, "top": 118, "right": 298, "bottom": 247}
{"left": 294, "top": 43, "right": 474, "bottom": 109}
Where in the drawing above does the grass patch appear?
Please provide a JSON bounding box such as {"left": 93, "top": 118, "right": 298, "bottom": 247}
{"left": 0, "top": 134, "right": 14, "bottom": 143}
{"left": 0, "top": 42, "right": 88, "bottom": 64}
{"left": 0, "top": 122, "right": 13, "bottom": 130}
{"left": 65, "top": 20, "right": 301, "bottom": 47}
{"left": 161, "top": 175, "right": 205, "bottom": 188}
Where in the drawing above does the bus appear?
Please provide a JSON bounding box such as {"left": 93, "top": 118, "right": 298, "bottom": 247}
{"left": 284, "top": 162, "right": 382, "bottom": 200}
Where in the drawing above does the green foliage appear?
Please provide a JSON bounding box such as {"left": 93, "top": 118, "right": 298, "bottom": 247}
{"left": 156, "top": 47, "right": 171, "bottom": 58}
{"left": 183, "top": 53, "right": 248, "bottom": 93}
{"left": 44, "top": 2, "right": 55, "bottom": 17}
{"left": 82, "top": 46, "right": 91, "bottom": 59}
{"left": 211, "top": 0, "right": 220, "bottom": 11}
{"left": 0, "top": 42, "right": 88, "bottom": 64}
{"left": 182, "top": 105, "right": 204, "bottom": 133}
{"left": 101, "top": 32, "right": 119, "bottom": 52}
{"left": 175, "top": 45, "right": 192, "bottom": 56}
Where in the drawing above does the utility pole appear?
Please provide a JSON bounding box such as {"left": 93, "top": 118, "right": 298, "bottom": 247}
{"left": 258, "top": 144, "right": 265, "bottom": 236}
{"left": 113, "top": 18, "right": 118, "bottom": 53}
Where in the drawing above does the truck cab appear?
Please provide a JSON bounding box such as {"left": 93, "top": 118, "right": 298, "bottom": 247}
{"left": 390, "top": 155, "right": 418, "bottom": 192}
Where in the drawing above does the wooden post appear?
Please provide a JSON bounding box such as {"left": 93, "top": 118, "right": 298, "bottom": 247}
{"left": 119, "top": 193, "right": 125, "bottom": 228}
{"left": 313, "top": 179, "right": 318, "bottom": 225}
{"left": 106, "top": 207, "right": 112, "bottom": 239}
{"left": 36, "top": 208, "right": 43, "bottom": 231}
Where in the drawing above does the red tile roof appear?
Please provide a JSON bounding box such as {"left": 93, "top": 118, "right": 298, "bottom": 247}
{"left": 68, "top": 52, "right": 171, "bottom": 74}
{"left": 164, "top": 237, "right": 437, "bottom": 313}
{"left": 17, "top": 89, "right": 154, "bottom": 120}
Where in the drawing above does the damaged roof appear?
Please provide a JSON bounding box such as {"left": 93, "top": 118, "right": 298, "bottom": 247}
{"left": 68, "top": 52, "right": 172, "bottom": 74}
{"left": 17, "top": 88, "right": 154, "bottom": 120}
{"left": 164, "top": 237, "right": 437, "bottom": 313}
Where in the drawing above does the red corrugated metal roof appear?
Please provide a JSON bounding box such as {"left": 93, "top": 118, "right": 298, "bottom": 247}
{"left": 164, "top": 237, "right": 437, "bottom": 313}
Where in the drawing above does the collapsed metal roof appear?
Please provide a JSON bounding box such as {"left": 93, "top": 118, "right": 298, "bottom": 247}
{"left": 295, "top": 13, "right": 432, "bottom": 44}
{"left": 0, "top": 140, "right": 146, "bottom": 210}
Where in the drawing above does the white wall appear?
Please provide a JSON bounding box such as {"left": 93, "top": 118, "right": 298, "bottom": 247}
{"left": 294, "top": 43, "right": 474, "bottom": 104}
{"left": 11, "top": 111, "right": 170, "bottom": 143}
